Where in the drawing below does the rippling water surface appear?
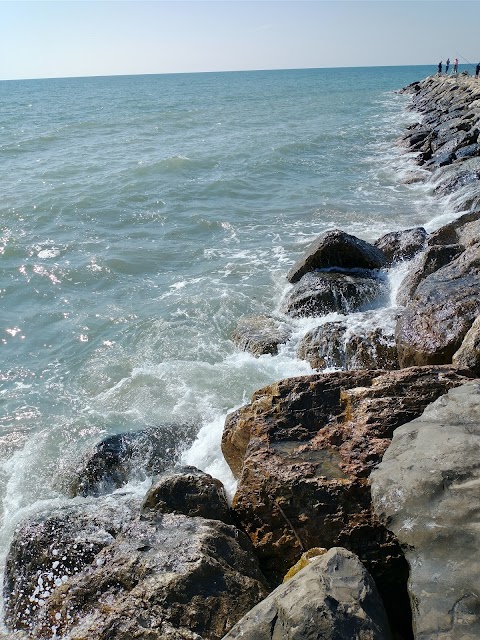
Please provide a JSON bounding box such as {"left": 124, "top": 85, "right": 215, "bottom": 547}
{"left": 0, "top": 65, "right": 460, "bottom": 631}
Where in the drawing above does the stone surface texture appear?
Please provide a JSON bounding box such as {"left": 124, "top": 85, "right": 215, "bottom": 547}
{"left": 452, "top": 315, "right": 480, "bottom": 375}
{"left": 396, "top": 244, "right": 480, "bottom": 367}
{"left": 371, "top": 382, "right": 480, "bottom": 640}
{"left": 4, "top": 493, "right": 268, "bottom": 640}
{"left": 222, "top": 547, "right": 393, "bottom": 640}
{"left": 374, "top": 226, "right": 427, "bottom": 265}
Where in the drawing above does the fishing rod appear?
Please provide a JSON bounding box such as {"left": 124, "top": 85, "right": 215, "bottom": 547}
{"left": 457, "top": 54, "right": 477, "bottom": 70}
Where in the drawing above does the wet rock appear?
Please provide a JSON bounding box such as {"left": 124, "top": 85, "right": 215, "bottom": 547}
{"left": 222, "top": 366, "right": 471, "bottom": 636}
{"left": 142, "top": 466, "right": 232, "bottom": 524}
{"left": 452, "top": 315, "right": 480, "bottom": 375}
{"left": 396, "top": 244, "right": 480, "bottom": 366}
{"left": 433, "top": 160, "right": 480, "bottom": 196}
{"left": 222, "top": 548, "right": 392, "bottom": 640}
{"left": 395, "top": 244, "right": 463, "bottom": 306}
{"left": 4, "top": 493, "right": 268, "bottom": 640}
{"left": 282, "top": 270, "right": 388, "bottom": 318}
{"left": 66, "top": 423, "right": 197, "bottom": 497}
{"left": 297, "top": 312, "right": 400, "bottom": 371}
{"left": 428, "top": 210, "right": 480, "bottom": 248}
{"left": 231, "top": 315, "right": 291, "bottom": 356}
{"left": 455, "top": 142, "right": 480, "bottom": 159}
{"left": 374, "top": 226, "right": 427, "bottom": 265}
{"left": 371, "top": 382, "right": 480, "bottom": 640}
{"left": 286, "top": 229, "right": 386, "bottom": 284}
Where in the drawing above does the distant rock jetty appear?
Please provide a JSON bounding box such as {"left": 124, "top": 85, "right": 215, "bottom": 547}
{"left": 5, "top": 74, "right": 480, "bottom": 640}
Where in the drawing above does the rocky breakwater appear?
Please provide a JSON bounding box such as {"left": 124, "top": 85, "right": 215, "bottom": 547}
{"left": 6, "top": 75, "right": 480, "bottom": 640}
{"left": 224, "top": 75, "right": 480, "bottom": 639}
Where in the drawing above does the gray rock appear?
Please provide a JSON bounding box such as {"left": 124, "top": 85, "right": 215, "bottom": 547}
{"left": 396, "top": 244, "right": 480, "bottom": 366}
{"left": 282, "top": 271, "right": 388, "bottom": 318}
{"left": 371, "top": 382, "right": 480, "bottom": 640}
{"left": 286, "top": 229, "right": 386, "bottom": 284}
{"left": 396, "top": 244, "right": 463, "bottom": 306}
{"left": 222, "top": 547, "right": 392, "bottom": 640}
{"left": 428, "top": 210, "right": 480, "bottom": 248}
{"left": 452, "top": 315, "right": 480, "bottom": 374}
{"left": 455, "top": 143, "right": 480, "bottom": 159}
{"left": 4, "top": 493, "right": 268, "bottom": 640}
{"left": 297, "top": 313, "right": 399, "bottom": 371}
{"left": 231, "top": 315, "right": 291, "bottom": 356}
{"left": 374, "top": 227, "right": 427, "bottom": 266}
{"left": 65, "top": 423, "right": 197, "bottom": 497}
{"left": 142, "top": 466, "right": 232, "bottom": 524}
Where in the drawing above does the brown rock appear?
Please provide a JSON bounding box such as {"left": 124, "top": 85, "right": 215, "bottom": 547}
{"left": 452, "top": 315, "right": 480, "bottom": 374}
{"left": 374, "top": 227, "right": 427, "bottom": 265}
{"left": 231, "top": 315, "right": 291, "bottom": 357}
{"left": 222, "top": 367, "right": 472, "bottom": 636}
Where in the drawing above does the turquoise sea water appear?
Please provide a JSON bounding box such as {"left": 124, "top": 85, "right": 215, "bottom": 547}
{"left": 0, "top": 65, "right": 460, "bottom": 632}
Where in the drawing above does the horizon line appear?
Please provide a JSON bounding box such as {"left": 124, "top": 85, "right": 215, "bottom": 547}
{"left": 0, "top": 62, "right": 445, "bottom": 83}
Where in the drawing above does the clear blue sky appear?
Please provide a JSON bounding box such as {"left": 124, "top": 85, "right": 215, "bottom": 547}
{"left": 1, "top": 1, "right": 479, "bottom": 81}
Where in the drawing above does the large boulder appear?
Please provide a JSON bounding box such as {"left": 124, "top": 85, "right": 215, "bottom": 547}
{"left": 231, "top": 315, "right": 291, "bottom": 356}
{"left": 65, "top": 423, "right": 196, "bottom": 497}
{"left": 282, "top": 271, "right": 388, "bottom": 318}
{"left": 452, "top": 315, "right": 480, "bottom": 375}
{"left": 396, "top": 244, "right": 480, "bottom": 367}
{"left": 222, "top": 548, "right": 392, "bottom": 640}
{"left": 4, "top": 493, "right": 268, "bottom": 640}
{"left": 286, "top": 230, "right": 386, "bottom": 284}
{"left": 297, "top": 311, "right": 400, "bottom": 371}
{"left": 371, "top": 382, "right": 480, "bottom": 640}
{"left": 222, "top": 367, "right": 472, "bottom": 636}
{"left": 374, "top": 227, "right": 427, "bottom": 265}
{"left": 428, "top": 210, "right": 480, "bottom": 248}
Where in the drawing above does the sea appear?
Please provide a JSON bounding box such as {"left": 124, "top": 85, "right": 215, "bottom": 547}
{"left": 0, "top": 64, "right": 472, "bottom": 635}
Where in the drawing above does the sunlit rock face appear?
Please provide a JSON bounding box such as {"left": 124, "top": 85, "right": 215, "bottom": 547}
{"left": 371, "top": 382, "right": 480, "bottom": 640}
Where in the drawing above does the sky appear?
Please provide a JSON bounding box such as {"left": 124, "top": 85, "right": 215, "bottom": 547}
{"left": 1, "top": 0, "right": 480, "bottom": 81}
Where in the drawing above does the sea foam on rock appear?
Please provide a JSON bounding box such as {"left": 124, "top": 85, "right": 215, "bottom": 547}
{"left": 4, "top": 470, "right": 268, "bottom": 640}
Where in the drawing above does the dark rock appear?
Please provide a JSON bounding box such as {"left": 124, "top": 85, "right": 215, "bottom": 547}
{"left": 65, "top": 423, "right": 197, "bottom": 497}
{"left": 396, "top": 244, "right": 480, "bottom": 366}
{"left": 297, "top": 311, "right": 400, "bottom": 371}
{"left": 374, "top": 227, "right": 427, "bottom": 265}
{"left": 223, "top": 548, "right": 393, "bottom": 640}
{"left": 282, "top": 271, "right": 388, "bottom": 318}
{"left": 231, "top": 315, "right": 291, "bottom": 356}
{"left": 142, "top": 466, "right": 232, "bottom": 524}
{"left": 286, "top": 229, "right": 386, "bottom": 284}
{"left": 371, "top": 382, "right": 480, "bottom": 640}
{"left": 222, "top": 366, "right": 471, "bottom": 636}
{"left": 4, "top": 494, "right": 268, "bottom": 640}
{"left": 396, "top": 244, "right": 463, "bottom": 306}
{"left": 455, "top": 143, "right": 480, "bottom": 159}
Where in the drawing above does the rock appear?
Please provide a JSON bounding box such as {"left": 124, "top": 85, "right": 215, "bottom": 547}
{"left": 455, "top": 142, "right": 480, "bottom": 159}
{"left": 281, "top": 270, "right": 388, "bottom": 318}
{"left": 222, "top": 548, "right": 393, "bottom": 640}
{"left": 231, "top": 315, "right": 291, "bottom": 356}
{"left": 65, "top": 423, "right": 197, "bottom": 497}
{"left": 428, "top": 210, "right": 480, "bottom": 248}
{"left": 433, "top": 160, "right": 480, "bottom": 196}
{"left": 297, "top": 312, "right": 400, "bottom": 371}
{"left": 452, "top": 315, "right": 480, "bottom": 374}
{"left": 222, "top": 366, "right": 471, "bottom": 636}
{"left": 4, "top": 493, "right": 268, "bottom": 640}
{"left": 142, "top": 466, "right": 232, "bottom": 524}
{"left": 371, "top": 382, "right": 480, "bottom": 640}
{"left": 286, "top": 229, "right": 386, "bottom": 284}
{"left": 396, "top": 244, "right": 480, "bottom": 366}
{"left": 395, "top": 244, "right": 463, "bottom": 306}
{"left": 374, "top": 227, "right": 427, "bottom": 265}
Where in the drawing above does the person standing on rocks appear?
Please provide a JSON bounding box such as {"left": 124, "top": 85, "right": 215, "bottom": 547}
{"left": 438, "top": 61, "right": 442, "bottom": 75}
{"left": 445, "top": 58, "right": 450, "bottom": 73}
{"left": 454, "top": 58, "right": 459, "bottom": 73}
{"left": 476, "top": 63, "right": 480, "bottom": 79}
